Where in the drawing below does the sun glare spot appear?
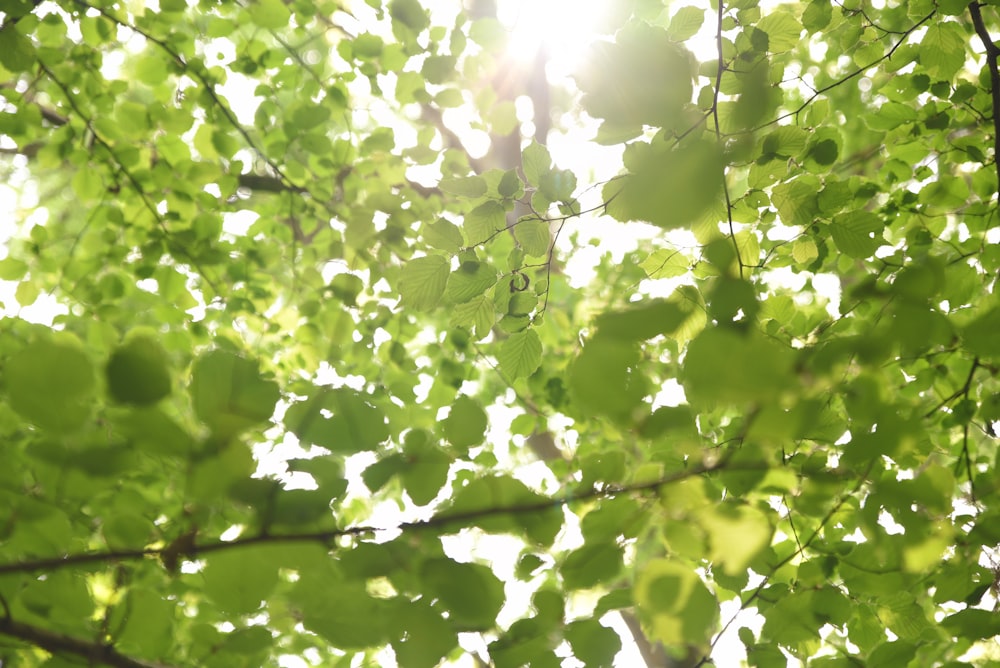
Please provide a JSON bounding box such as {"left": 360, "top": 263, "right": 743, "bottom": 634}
{"left": 501, "top": 0, "right": 607, "bottom": 72}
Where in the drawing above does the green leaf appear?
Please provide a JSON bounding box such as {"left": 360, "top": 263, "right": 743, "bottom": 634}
{"left": 940, "top": 608, "right": 1000, "bottom": 640}
{"left": 963, "top": 307, "right": 1000, "bottom": 357}
{"left": 450, "top": 295, "right": 495, "bottom": 340}
{"left": 640, "top": 248, "right": 689, "bottom": 278}
{"left": 920, "top": 22, "right": 965, "bottom": 79}
{"left": 105, "top": 331, "right": 172, "bottom": 406}
{"left": 514, "top": 219, "right": 550, "bottom": 257}
{"left": 830, "top": 210, "right": 885, "bottom": 259}
{"left": 569, "top": 335, "right": 649, "bottom": 424}
{"left": 560, "top": 542, "right": 624, "bottom": 589}
{"left": 0, "top": 26, "right": 36, "bottom": 72}
{"left": 0, "top": 256, "right": 28, "bottom": 280}
{"left": 667, "top": 6, "right": 705, "bottom": 42}
{"left": 802, "top": 0, "right": 832, "bottom": 31}
{"left": 116, "top": 589, "right": 175, "bottom": 658}
{"left": 682, "top": 328, "right": 796, "bottom": 405}
{"left": 190, "top": 350, "right": 279, "bottom": 438}
{"left": 521, "top": 141, "right": 551, "bottom": 186}
{"left": 296, "top": 580, "right": 390, "bottom": 649}
{"left": 497, "top": 329, "right": 542, "bottom": 380}
{"left": 247, "top": 0, "right": 291, "bottom": 29}
{"left": 771, "top": 176, "right": 820, "bottom": 226}
{"left": 594, "top": 300, "right": 686, "bottom": 340}
{"left": 399, "top": 255, "right": 450, "bottom": 311}
{"left": 605, "top": 139, "right": 723, "bottom": 230}
{"left": 389, "top": 0, "right": 429, "bottom": 32}
{"left": 791, "top": 237, "right": 818, "bottom": 264}
{"left": 392, "top": 600, "right": 459, "bottom": 668}
{"left": 577, "top": 23, "right": 693, "bottom": 128}
{"left": 72, "top": 167, "right": 104, "bottom": 201}
{"left": 5, "top": 336, "right": 95, "bottom": 433}
{"left": 445, "top": 260, "right": 498, "bottom": 303}
{"left": 443, "top": 395, "right": 488, "bottom": 448}
{"left": 421, "top": 55, "right": 457, "bottom": 84}
{"left": 697, "top": 504, "right": 772, "bottom": 575}
{"left": 469, "top": 17, "right": 507, "bottom": 52}
{"left": 440, "top": 175, "right": 487, "bottom": 198}
{"left": 565, "top": 619, "right": 622, "bottom": 668}
{"left": 756, "top": 11, "right": 802, "bottom": 52}
{"left": 498, "top": 169, "right": 521, "bottom": 198}
{"left": 202, "top": 547, "right": 280, "bottom": 615}
{"left": 284, "top": 388, "right": 388, "bottom": 453}
{"left": 290, "top": 104, "right": 331, "bottom": 131}
{"left": 420, "top": 558, "right": 505, "bottom": 631}
{"left": 634, "top": 559, "right": 718, "bottom": 647}
{"left": 421, "top": 219, "right": 464, "bottom": 253}
{"left": 401, "top": 438, "right": 451, "bottom": 506}
{"left": 464, "top": 200, "right": 507, "bottom": 245}
{"left": 443, "top": 476, "right": 563, "bottom": 546}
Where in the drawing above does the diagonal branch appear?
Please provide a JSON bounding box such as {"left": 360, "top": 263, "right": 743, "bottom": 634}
{"left": 0, "top": 615, "right": 173, "bottom": 668}
{"left": 38, "top": 63, "right": 223, "bottom": 296}
{"left": 755, "top": 11, "right": 936, "bottom": 132}
{"left": 691, "top": 461, "right": 875, "bottom": 668}
{"left": 73, "top": 0, "right": 299, "bottom": 193}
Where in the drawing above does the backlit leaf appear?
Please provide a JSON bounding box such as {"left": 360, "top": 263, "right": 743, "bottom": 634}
{"left": 6, "top": 336, "right": 95, "bottom": 433}
{"left": 420, "top": 558, "right": 504, "bottom": 631}
{"left": 399, "top": 255, "right": 450, "bottom": 311}
{"left": 191, "top": 350, "right": 279, "bottom": 438}
{"left": 830, "top": 210, "right": 885, "bottom": 259}
{"left": 443, "top": 395, "right": 488, "bottom": 448}
{"left": 634, "top": 559, "right": 718, "bottom": 647}
{"left": 497, "top": 329, "right": 542, "bottom": 380}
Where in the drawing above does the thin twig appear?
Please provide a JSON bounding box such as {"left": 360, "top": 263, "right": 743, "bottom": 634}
{"left": 754, "top": 11, "right": 936, "bottom": 132}
{"left": 38, "top": 63, "right": 224, "bottom": 296}
{"left": 691, "top": 462, "right": 875, "bottom": 667}
{"left": 712, "top": 0, "right": 744, "bottom": 278}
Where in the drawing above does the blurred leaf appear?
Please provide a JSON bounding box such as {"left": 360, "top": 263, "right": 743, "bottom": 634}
{"left": 191, "top": 350, "right": 279, "bottom": 437}
{"left": 6, "top": 336, "right": 95, "bottom": 433}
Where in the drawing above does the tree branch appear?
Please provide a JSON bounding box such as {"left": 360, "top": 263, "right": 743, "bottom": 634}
{"left": 756, "top": 11, "right": 936, "bottom": 132}
{"left": 0, "top": 615, "right": 172, "bottom": 668}
{"left": 73, "top": 0, "right": 302, "bottom": 195}
{"left": 691, "top": 461, "right": 876, "bottom": 668}
{"left": 0, "top": 461, "right": 749, "bottom": 577}
{"left": 621, "top": 610, "right": 670, "bottom": 667}
{"left": 969, "top": 2, "right": 1000, "bottom": 198}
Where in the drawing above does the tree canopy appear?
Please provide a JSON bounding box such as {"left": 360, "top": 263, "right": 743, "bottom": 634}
{"left": 2, "top": 0, "right": 1000, "bottom": 665}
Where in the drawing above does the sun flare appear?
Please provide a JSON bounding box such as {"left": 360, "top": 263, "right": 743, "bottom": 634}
{"left": 501, "top": 0, "right": 609, "bottom": 71}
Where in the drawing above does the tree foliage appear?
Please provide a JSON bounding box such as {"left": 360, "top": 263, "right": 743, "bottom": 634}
{"left": 2, "top": 0, "right": 1000, "bottom": 666}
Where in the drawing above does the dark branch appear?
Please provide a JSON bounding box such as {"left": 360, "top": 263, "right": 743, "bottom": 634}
{"left": 0, "top": 615, "right": 173, "bottom": 668}
{"left": 0, "top": 461, "right": 748, "bottom": 577}
{"left": 969, "top": 2, "right": 1000, "bottom": 198}
{"left": 420, "top": 104, "right": 486, "bottom": 174}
